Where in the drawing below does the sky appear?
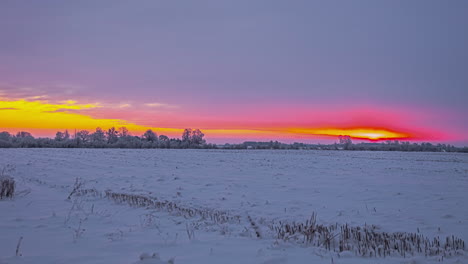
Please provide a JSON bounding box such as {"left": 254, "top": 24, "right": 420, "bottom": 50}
{"left": 1, "top": 1, "right": 467, "bottom": 145}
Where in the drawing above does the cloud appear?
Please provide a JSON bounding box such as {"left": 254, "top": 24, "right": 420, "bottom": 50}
{"left": 0, "top": 108, "right": 18, "bottom": 110}
{"left": 44, "top": 108, "right": 90, "bottom": 114}
{"left": 145, "top": 102, "right": 178, "bottom": 109}
{"left": 27, "top": 95, "right": 49, "bottom": 100}
{"left": 0, "top": 83, "right": 83, "bottom": 103}
{"left": 118, "top": 103, "right": 131, "bottom": 108}
{"left": 0, "top": 99, "right": 100, "bottom": 113}
{"left": 59, "top": 100, "right": 78, "bottom": 105}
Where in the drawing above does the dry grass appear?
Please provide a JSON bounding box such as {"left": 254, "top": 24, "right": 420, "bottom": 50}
{"left": 269, "top": 214, "right": 465, "bottom": 258}
{"left": 70, "top": 182, "right": 466, "bottom": 259}
{"left": 0, "top": 165, "right": 15, "bottom": 199}
{"left": 72, "top": 184, "right": 241, "bottom": 225}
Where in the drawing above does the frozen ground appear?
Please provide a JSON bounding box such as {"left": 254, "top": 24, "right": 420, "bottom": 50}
{"left": 0, "top": 149, "right": 467, "bottom": 264}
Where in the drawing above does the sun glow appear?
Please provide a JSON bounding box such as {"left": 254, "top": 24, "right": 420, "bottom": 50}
{"left": 287, "top": 128, "right": 412, "bottom": 141}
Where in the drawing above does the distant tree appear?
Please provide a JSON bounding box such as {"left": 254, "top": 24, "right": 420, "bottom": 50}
{"left": 0, "top": 131, "right": 11, "bottom": 141}
{"left": 76, "top": 130, "right": 90, "bottom": 143}
{"left": 106, "top": 127, "right": 118, "bottom": 144}
{"left": 339, "top": 135, "right": 352, "bottom": 145}
{"left": 143, "top": 129, "right": 158, "bottom": 142}
{"left": 119, "top": 135, "right": 143, "bottom": 148}
{"left": 12, "top": 131, "right": 35, "bottom": 147}
{"left": 0, "top": 132, "right": 12, "bottom": 147}
{"left": 182, "top": 128, "right": 192, "bottom": 143}
{"left": 54, "top": 130, "right": 70, "bottom": 141}
{"left": 55, "top": 131, "right": 65, "bottom": 141}
{"left": 63, "top": 130, "right": 70, "bottom": 140}
{"left": 272, "top": 140, "right": 280, "bottom": 149}
{"left": 170, "top": 138, "right": 183, "bottom": 148}
{"left": 2, "top": 127, "right": 468, "bottom": 152}
{"left": 158, "top": 135, "right": 170, "bottom": 148}
{"left": 159, "top": 135, "right": 169, "bottom": 141}
{"left": 91, "top": 127, "right": 106, "bottom": 143}
{"left": 338, "top": 135, "right": 352, "bottom": 150}
{"left": 191, "top": 129, "right": 205, "bottom": 145}
{"left": 118, "top": 127, "right": 130, "bottom": 138}
{"left": 16, "top": 131, "right": 33, "bottom": 138}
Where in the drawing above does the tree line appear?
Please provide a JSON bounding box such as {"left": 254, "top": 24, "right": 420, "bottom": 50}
{"left": 0, "top": 129, "right": 466, "bottom": 152}
{"left": 221, "top": 137, "right": 468, "bottom": 153}
{"left": 0, "top": 127, "right": 217, "bottom": 149}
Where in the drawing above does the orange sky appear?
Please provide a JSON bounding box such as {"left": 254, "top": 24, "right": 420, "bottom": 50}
{"left": 0, "top": 96, "right": 456, "bottom": 143}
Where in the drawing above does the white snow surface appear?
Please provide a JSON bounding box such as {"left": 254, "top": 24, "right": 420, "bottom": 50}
{"left": 0, "top": 149, "right": 467, "bottom": 264}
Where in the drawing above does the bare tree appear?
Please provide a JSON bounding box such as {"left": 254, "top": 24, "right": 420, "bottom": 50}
{"left": 118, "top": 127, "right": 130, "bottom": 138}
{"left": 77, "top": 130, "right": 90, "bottom": 143}
{"left": 63, "top": 130, "right": 70, "bottom": 140}
{"left": 191, "top": 129, "right": 205, "bottom": 145}
{"left": 143, "top": 129, "right": 158, "bottom": 142}
{"left": 106, "top": 127, "right": 118, "bottom": 144}
{"left": 16, "top": 131, "right": 33, "bottom": 138}
{"left": 91, "top": 127, "right": 106, "bottom": 143}
{"left": 182, "top": 128, "right": 192, "bottom": 144}
{"left": 55, "top": 131, "right": 65, "bottom": 141}
{"left": 158, "top": 135, "right": 170, "bottom": 148}
{"left": 339, "top": 135, "right": 352, "bottom": 150}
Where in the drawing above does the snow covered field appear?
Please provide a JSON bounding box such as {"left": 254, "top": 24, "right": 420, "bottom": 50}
{"left": 0, "top": 149, "right": 467, "bottom": 264}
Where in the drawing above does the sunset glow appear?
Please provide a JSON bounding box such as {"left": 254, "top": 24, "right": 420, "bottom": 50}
{"left": 0, "top": 97, "right": 454, "bottom": 143}
{"left": 287, "top": 128, "right": 412, "bottom": 141}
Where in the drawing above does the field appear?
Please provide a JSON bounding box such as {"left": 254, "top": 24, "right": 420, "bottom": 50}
{"left": 1, "top": 149, "right": 467, "bottom": 264}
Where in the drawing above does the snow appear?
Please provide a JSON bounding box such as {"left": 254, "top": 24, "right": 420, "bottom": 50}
{"left": 0, "top": 149, "right": 467, "bottom": 263}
